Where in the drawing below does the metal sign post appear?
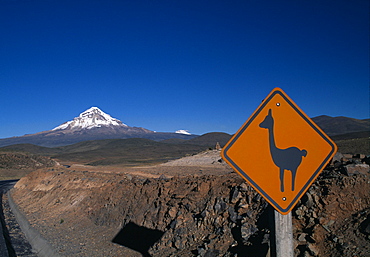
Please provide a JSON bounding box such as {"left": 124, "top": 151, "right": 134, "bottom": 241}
{"left": 274, "top": 210, "right": 294, "bottom": 257}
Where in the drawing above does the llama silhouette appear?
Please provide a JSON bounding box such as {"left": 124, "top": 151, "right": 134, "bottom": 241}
{"left": 259, "top": 109, "right": 307, "bottom": 192}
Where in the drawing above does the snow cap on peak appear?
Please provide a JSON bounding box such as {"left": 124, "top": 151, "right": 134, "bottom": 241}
{"left": 79, "top": 107, "right": 113, "bottom": 119}
{"left": 53, "top": 107, "right": 128, "bottom": 130}
{"left": 80, "top": 106, "right": 101, "bottom": 115}
{"left": 175, "top": 130, "right": 191, "bottom": 135}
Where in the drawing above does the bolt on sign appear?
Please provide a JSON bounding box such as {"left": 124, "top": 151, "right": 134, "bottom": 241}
{"left": 221, "top": 88, "right": 337, "bottom": 214}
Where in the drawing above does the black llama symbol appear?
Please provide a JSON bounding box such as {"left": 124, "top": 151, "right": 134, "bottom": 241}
{"left": 259, "top": 109, "right": 307, "bottom": 192}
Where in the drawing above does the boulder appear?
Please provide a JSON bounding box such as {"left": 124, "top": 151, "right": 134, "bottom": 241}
{"left": 344, "top": 164, "right": 369, "bottom": 176}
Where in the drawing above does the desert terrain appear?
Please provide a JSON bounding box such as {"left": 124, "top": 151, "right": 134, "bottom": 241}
{"left": 7, "top": 149, "right": 370, "bottom": 257}
{"left": 0, "top": 121, "right": 368, "bottom": 256}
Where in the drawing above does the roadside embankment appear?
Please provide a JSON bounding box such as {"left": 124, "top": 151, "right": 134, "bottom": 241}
{"left": 9, "top": 152, "right": 370, "bottom": 256}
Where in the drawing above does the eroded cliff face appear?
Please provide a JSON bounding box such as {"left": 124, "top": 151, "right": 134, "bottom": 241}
{"left": 11, "top": 167, "right": 271, "bottom": 256}
{"left": 10, "top": 160, "right": 370, "bottom": 257}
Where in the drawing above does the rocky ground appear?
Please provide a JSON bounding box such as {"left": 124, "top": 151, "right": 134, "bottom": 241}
{"left": 0, "top": 152, "right": 57, "bottom": 180}
{"left": 0, "top": 153, "right": 56, "bottom": 170}
{"left": 9, "top": 150, "right": 370, "bottom": 256}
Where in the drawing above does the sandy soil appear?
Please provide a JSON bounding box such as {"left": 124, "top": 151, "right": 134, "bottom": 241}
{"left": 67, "top": 150, "right": 233, "bottom": 178}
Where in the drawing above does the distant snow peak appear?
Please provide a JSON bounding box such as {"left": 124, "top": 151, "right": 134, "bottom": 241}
{"left": 176, "top": 130, "right": 191, "bottom": 135}
{"left": 53, "top": 107, "right": 128, "bottom": 131}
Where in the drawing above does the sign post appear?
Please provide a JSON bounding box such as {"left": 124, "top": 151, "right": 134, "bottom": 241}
{"left": 221, "top": 88, "right": 337, "bottom": 255}
{"left": 274, "top": 210, "right": 293, "bottom": 256}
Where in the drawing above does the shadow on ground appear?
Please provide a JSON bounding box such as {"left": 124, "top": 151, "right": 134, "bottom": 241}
{"left": 228, "top": 205, "right": 272, "bottom": 257}
{"left": 112, "top": 222, "right": 164, "bottom": 257}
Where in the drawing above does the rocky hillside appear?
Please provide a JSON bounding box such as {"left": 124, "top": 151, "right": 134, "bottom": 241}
{"left": 311, "top": 116, "right": 369, "bottom": 136}
{"left": 0, "top": 152, "right": 57, "bottom": 180}
{"left": 10, "top": 151, "right": 370, "bottom": 257}
{"left": 0, "top": 153, "right": 56, "bottom": 170}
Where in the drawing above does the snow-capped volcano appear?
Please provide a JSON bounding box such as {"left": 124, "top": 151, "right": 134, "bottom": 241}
{"left": 53, "top": 107, "right": 128, "bottom": 130}
{"left": 0, "top": 107, "right": 197, "bottom": 147}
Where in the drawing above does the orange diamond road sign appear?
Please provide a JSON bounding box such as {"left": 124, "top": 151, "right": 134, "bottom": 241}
{"left": 221, "top": 88, "right": 337, "bottom": 215}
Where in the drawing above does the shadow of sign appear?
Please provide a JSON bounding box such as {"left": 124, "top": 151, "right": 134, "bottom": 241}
{"left": 228, "top": 206, "right": 272, "bottom": 257}
{"left": 112, "top": 222, "right": 164, "bottom": 257}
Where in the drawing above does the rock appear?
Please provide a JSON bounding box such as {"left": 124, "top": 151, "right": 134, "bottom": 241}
{"left": 197, "top": 248, "right": 220, "bottom": 257}
{"left": 252, "top": 194, "right": 261, "bottom": 202}
{"left": 215, "top": 142, "right": 222, "bottom": 151}
{"left": 158, "top": 174, "right": 169, "bottom": 180}
{"left": 169, "top": 219, "right": 178, "bottom": 229}
{"left": 312, "top": 194, "right": 322, "bottom": 207}
{"left": 167, "top": 207, "right": 177, "bottom": 219}
{"left": 308, "top": 243, "right": 319, "bottom": 256}
{"left": 295, "top": 208, "right": 304, "bottom": 219}
{"left": 342, "top": 154, "right": 353, "bottom": 162}
{"left": 303, "top": 250, "right": 313, "bottom": 257}
{"left": 344, "top": 164, "right": 369, "bottom": 176}
{"left": 228, "top": 207, "right": 238, "bottom": 223}
{"left": 230, "top": 187, "right": 240, "bottom": 203}
{"left": 173, "top": 236, "right": 186, "bottom": 250}
{"left": 238, "top": 203, "right": 249, "bottom": 215}
{"left": 333, "top": 161, "right": 342, "bottom": 169}
{"left": 203, "top": 249, "right": 220, "bottom": 257}
{"left": 302, "top": 192, "right": 314, "bottom": 208}
{"left": 326, "top": 220, "right": 335, "bottom": 226}
{"left": 193, "top": 210, "right": 207, "bottom": 223}
{"left": 214, "top": 199, "right": 227, "bottom": 214}
{"left": 239, "top": 183, "right": 249, "bottom": 192}
{"left": 332, "top": 236, "right": 338, "bottom": 243}
{"left": 295, "top": 205, "right": 307, "bottom": 217}
{"left": 353, "top": 154, "right": 366, "bottom": 159}
{"left": 333, "top": 152, "right": 344, "bottom": 163}
{"left": 143, "top": 178, "right": 151, "bottom": 185}
{"left": 298, "top": 233, "right": 307, "bottom": 243}
{"left": 321, "top": 224, "right": 331, "bottom": 233}
{"left": 241, "top": 223, "right": 258, "bottom": 242}
{"left": 307, "top": 217, "right": 316, "bottom": 227}
{"left": 262, "top": 233, "right": 270, "bottom": 244}
{"left": 311, "top": 211, "right": 318, "bottom": 219}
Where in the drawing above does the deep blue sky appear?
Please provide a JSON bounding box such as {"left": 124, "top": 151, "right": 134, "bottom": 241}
{"left": 1, "top": 0, "right": 368, "bottom": 138}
